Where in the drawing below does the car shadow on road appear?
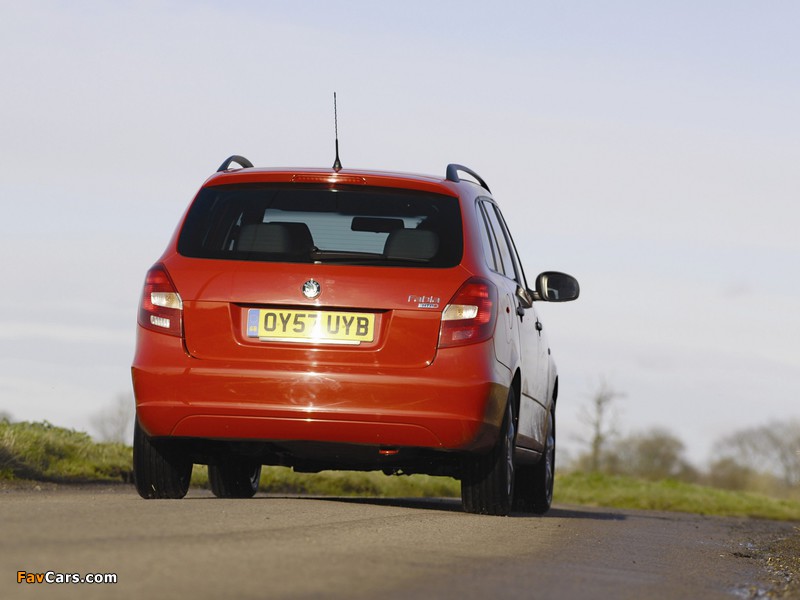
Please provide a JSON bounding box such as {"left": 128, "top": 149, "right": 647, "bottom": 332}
{"left": 287, "top": 495, "right": 465, "bottom": 513}
{"left": 276, "top": 495, "right": 627, "bottom": 520}
{"left": 546, "top": 506, "right": 627, "bottom": 521}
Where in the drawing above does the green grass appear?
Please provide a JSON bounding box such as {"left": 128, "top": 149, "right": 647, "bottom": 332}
{"left": 0, "top": 420, "right": 132, "bottom": 482}
{"left": 555, "top": 471, "right": 800, "bottom": 521}
{"left": 3, "top": 420, "right": 799, "bottom": 522}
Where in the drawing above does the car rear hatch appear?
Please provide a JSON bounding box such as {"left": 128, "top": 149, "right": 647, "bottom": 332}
{"left": 168, "top": 183, "right": 468, "bottom": 370}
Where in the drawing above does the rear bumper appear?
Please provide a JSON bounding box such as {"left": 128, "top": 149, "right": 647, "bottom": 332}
{"left": 131, "top": 327, "right": 510, "bottom": 453}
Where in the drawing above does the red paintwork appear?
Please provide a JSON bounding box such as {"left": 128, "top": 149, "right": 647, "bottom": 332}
{"left": 132, "top": 326, "right": 507, "bottom": 452}
{"left": 132, "top": 166, "right": 513, "bottom": 456}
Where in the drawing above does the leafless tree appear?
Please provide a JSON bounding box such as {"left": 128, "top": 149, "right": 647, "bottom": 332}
{"left": 577, "top": 379, "right": 624, "bottom": 473}
{"left": 91, "top": 392, "right": 135, "bottom": 444}
{"left": 712, "top": 420, "right": 800, "bottom": 488}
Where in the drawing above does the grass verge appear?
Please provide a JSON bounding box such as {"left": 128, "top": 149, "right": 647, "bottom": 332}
{"left": 555, "top": 471, "right": 800, "bottom": 521}
{"left": 0, "top": 420, "right": 132, "bottom": 483}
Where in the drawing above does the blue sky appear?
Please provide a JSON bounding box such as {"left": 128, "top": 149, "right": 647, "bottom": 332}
{"left": 1, "top": 1, "right": 798, "bottom": 465}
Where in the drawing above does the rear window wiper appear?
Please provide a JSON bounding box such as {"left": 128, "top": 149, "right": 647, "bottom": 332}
{"left": 309, "top": 250, "right": 431, "bottom": 266}
{"left": 310, "top": 250, "right": 383, "bottom": 262}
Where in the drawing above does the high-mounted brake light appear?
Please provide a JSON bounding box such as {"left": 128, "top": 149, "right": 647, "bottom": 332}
{"left": 138, "top": 265, "right": 183, "bottom": 337}
{"left": 291, "top": 174, "right": 367, "bottom": 185}
{"left": 438, "top": 277, "right": 498, "bottom": 348}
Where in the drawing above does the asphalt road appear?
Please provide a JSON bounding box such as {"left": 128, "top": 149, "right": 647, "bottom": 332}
{"left": 1, "top": 485, "right": 792, "bottom": 599}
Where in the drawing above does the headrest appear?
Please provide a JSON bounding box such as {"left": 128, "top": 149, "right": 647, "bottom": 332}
{"left": 383, "top": 229, "right": 439, "bottom": 261}
{"left": 238, "top": 222, "right": 314, "bottom": 259}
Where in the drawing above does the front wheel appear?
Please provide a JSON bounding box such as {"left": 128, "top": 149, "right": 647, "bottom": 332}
{"left": 461, "top": 389, "right": 516, "bottom": 516}
{"left": 208, "top": 460, "right": 262, "bottom": 499}
{"left": 133, "top": 419, "right": 192, "bottom": 499}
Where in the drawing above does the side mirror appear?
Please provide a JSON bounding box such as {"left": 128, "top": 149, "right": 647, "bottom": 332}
{"left": 534, "top": 271, "right": 580, "bottom": 302}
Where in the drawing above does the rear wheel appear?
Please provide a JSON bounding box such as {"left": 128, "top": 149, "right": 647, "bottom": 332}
{"left": 208, "top": 460, "right": 262, "bottom": 498}
{"left": 514, "top": 409, "right": 555, "bottom": 514}
{"left": 461, "top": 389, "right": 516, "bottom": 516}
{"left": 133, "top": 419, "right": 192, "bottom": 499}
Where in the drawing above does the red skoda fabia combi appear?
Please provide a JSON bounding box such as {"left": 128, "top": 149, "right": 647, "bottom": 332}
{"left": 131, "top": 156, "right": 579, "bottom": 515}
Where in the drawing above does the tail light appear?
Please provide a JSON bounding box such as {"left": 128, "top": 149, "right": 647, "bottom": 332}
{"left": 137, "top": 265, "right": 183, "bottom": 337}
{"left": 438, "top": 277, "right": 497, "bottom": 348}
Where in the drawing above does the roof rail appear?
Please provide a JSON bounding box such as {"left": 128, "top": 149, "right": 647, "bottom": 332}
{"left": 217, "top": 155, "right": 254, "bottom": 172}
{"left": 445, "top": 164, "right": 491, "bottom": 193}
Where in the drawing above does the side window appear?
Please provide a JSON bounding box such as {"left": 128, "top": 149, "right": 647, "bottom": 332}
{"left": 476, "top": 201, "right": 499, "bottom": 272}
{"left": 483, "top": 201, "right": 516, "bottom": 280}
{"left": 491, "top": 205, "right": 529, "bottom": 290}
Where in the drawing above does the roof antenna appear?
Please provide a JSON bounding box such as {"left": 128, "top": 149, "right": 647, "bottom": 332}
{"left": 332, "top": 92, "right": 342, "bottom": 171}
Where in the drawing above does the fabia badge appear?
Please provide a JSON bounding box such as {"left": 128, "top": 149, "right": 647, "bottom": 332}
{"left": 302, "top": 279, "right": 321, "bottom": 299}
{"left": 408, "top": 294, "right": 440, "bottom": 309}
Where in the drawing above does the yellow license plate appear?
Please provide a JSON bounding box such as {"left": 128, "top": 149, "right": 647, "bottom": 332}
{"left": 246, "top": 309, "right": 375, "bottom": 344}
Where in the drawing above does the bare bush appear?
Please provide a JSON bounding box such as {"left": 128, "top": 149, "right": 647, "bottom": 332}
{"left": 712, "top": 420, "right": 800, "bottom": 489}
{"left": 606, "top": 427, "right": 698, "bottom": 482}
{"left": 91, "top": 393, "right": 135, "bottom": 444}
{"left": 705, "top": 457, "right": 784, "bottom": 494}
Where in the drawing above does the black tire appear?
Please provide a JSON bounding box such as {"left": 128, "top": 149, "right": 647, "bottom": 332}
{"left": 461, "top": 389, "right": 516, "bottom": 516}
{"left": 514, "top": 409, "right": 555, "bottom": 514}
{"left": 133, "top": 419, "right": 192, "bottom": 499}
{"left": 208, "top": 460, "right": 262, "bottom": 499}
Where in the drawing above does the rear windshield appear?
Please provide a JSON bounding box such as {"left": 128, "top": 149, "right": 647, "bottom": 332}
{"left": 177, "top": 184, "right": 463, "bottom": 267}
